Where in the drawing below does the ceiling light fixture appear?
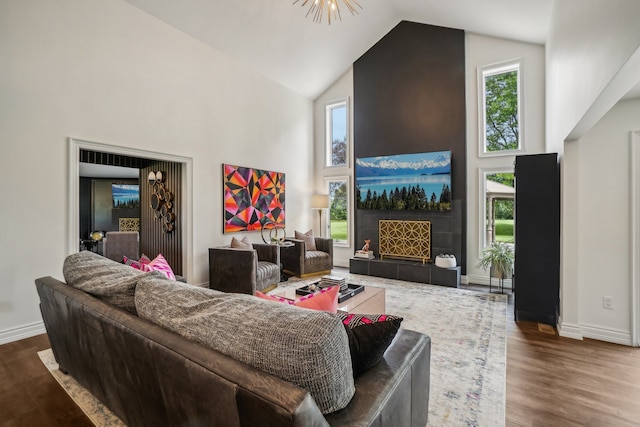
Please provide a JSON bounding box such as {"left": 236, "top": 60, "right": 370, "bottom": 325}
{"left": 293, "top": 0, "right": 363, "bottom": 25}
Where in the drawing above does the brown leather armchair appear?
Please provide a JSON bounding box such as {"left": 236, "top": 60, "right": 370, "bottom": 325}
{"left": 281, "top": 237, "right": 333, "bottom": 278}
{"left": 208, "top": 243, "right": 280, "bottom": 294}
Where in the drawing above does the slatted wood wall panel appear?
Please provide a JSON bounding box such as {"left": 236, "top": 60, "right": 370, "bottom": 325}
{"left": 140, "top": 162, "right": 183, "bottom": 276}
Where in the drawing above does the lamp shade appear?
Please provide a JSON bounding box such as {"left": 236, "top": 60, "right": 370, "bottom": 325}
{"left": 311, "top": 194, "right": 330, "bottom": 209}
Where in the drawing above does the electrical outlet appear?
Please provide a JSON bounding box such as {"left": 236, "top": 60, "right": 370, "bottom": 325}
{"left": 603, "top": 296, "right": 614, "bottom": 310}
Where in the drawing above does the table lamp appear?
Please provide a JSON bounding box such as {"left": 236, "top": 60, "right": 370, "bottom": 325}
{"left": 311, "top": 194, "right": 330, "bottom": 237}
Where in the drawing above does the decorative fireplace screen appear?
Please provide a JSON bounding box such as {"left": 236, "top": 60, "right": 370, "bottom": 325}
{"left": 379, "top": 220, "right": 431, "bottom": 264}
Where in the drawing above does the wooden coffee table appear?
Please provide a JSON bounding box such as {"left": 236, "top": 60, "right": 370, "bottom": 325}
{"left": 274, "top": 285, "right": 385, "bottom": 314}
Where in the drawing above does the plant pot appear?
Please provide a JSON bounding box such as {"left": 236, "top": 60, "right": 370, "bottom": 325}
{"left": 490, "top": 264, "right": 512, "bottom": 279}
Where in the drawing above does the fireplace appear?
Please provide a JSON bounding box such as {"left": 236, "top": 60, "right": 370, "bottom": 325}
{"left": 379, "top": 220, "right": 431, "bottom": 264}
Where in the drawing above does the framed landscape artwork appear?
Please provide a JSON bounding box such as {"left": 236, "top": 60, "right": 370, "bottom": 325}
{"left": 223, "top": 164, "right": 285, "bottom": 233}
{"left": 355, "top": 150, "right": 452, "bottom": 211}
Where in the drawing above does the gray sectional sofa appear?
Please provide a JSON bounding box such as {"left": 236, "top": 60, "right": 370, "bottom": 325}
{"left": 35, "top": 251, "right": 431, "bottom": 426}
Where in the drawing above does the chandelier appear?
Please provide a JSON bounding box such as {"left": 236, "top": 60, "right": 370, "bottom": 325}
{"left": 293, "top": 0, "right": 363, "bottom": 25}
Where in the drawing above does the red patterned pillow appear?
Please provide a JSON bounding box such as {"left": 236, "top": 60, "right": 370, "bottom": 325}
{"left": 124, "top": 254, "right": 152, "bottom": 270}
{"left": 141, "top": 253, "right": 176, "bottom": 280}
{"left": 256, "top": 286, "right": 339, "bottom": 313}
{"left": 337, "top": 312, "right": 403, "bottom": 377}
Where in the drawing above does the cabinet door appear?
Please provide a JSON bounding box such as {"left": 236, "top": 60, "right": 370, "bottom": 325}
{"left": 514, "top": 153, "right": 560, "bottom": 325}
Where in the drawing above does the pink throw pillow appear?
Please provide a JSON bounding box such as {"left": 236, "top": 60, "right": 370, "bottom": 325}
{"left": 142, "top": 253, "right": 176, "bottom": 280}
{"left": 256, "top": 286, "right": 339, "bottom": 313}
{"left": 124, "top": 254, "right": 152, "bottom": 271}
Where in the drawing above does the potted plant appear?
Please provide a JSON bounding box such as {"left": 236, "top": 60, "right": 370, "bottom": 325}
{"left": 476, "top": 241, "right": 514, "bottom": 279}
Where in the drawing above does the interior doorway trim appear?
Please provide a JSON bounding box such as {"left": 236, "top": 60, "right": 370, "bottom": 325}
{"left": 630, "top": 130, "right": 640, "bottom": 347}
{"left": 68, "top": 138, "right": 194, "bottom": 282}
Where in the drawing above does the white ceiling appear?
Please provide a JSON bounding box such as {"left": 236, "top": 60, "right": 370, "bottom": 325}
{"left": 124, "top": 0, "right": 555, "bottom": 99}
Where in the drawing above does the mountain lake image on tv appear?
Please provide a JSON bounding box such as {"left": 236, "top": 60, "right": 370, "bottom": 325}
{"left": 112, "top": 184, "right": 140, "bottom": 209}
{"left": 355, "top": 150, "right": 451, "bottom": 211}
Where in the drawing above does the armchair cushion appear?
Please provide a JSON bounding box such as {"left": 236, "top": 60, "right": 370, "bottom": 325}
{"left": 294, "top": 230, "right": 317, "bottom": 251}
{"left": 230, "top": 236, "right": 252, "bottom": 250}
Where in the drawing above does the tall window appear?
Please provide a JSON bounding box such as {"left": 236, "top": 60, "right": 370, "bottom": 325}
{"left": 325, "top": 98, "right": 348, "bottom": 167}
{"left": 479, "top": 60, "right": 523, "bottom": 156}
{"left": 326, "top": 177, "right": 349, "bottom": 246}
{"left": 480, "top": 169, "right": 515, "bottom": 250}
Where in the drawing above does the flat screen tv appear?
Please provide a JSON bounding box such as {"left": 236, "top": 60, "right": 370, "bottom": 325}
{"left": 112, "top": 184, "right": 140, "bottom": 209}
{"left": 355, "top": 150, "right": 451, "bottom": 211}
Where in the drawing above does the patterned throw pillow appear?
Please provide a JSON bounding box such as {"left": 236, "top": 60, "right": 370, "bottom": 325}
{"left": 255, "top": 286, "right": 339, "bottom": 313}
{"left": 141, "top": 253, "right": 176, "bottom": 280}
{"left": 294, "top": 229, "right": 317, "bottom": 251}
{"left": 337, "top": 312, "right": 403, "bottom": 377}
{"left": 123, "top": 254, "right": 151, "bottom": 270}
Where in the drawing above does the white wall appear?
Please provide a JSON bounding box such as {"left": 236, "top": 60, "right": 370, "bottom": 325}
{"left": 546, "top": 0, "right": 640, "bottom": 154}
{"left": 313, "top": 69, "right": 354, "bottom": 268}
{"left": 465, "top": 33, "right": 546, "bottom": 284}
{"left": 568, "top": 98, "right": 640, "bottom": 344}
{"left": 0, "top": 0, "right": 313, "bottom": 342}
{"left": 546, "top": 0, "right": 640, "bottom": 342}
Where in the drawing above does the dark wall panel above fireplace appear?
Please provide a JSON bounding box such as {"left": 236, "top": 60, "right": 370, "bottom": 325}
{"left": 353, "top": 21, "right": 467, "bottom": 272}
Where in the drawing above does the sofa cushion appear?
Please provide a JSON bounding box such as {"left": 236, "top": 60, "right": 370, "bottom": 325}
{"left": 63, "top": 250, "right": 165, "bottom": 314}
{"left": 135, "top": 278, "right": 355, "bottom": 414}
{"left": 295, "top": 229, "right": 317, "bottom": 251}
{"left": 337, "top": 313, "right": 403, "bottom": 377}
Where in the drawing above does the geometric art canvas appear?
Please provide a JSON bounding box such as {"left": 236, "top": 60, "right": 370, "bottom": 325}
{"left": 223, "top": 164, "right": 285, "bottom": 233}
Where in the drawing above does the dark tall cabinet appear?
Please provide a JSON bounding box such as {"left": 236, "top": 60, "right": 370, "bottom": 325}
{"left": 514, "top": 153, "right": 560, "bottom": 326}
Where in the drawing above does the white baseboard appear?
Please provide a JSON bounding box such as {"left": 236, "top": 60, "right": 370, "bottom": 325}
{"left": 558, "top": 322, "right": 584, "bottom": 340}
{"left": 334, "top": 258, "right": 349, "bottom": 268}
{"left": 0, "top": 321, "right": 46, "bottom": 345}
{"left": 581, "top": 323, "right": 633, "bottom": 346}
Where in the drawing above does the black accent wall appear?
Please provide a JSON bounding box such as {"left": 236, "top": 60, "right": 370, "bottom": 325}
{"left": 353, "top": 21, "right": 467, "bottom": 272}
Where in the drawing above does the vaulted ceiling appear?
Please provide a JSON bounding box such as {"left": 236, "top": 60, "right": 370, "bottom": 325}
{"left": 124, "top": 0, "right": 555, "bottom": 99}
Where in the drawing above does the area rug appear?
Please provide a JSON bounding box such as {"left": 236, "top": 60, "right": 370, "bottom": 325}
{"left": 37, "top": 349, "right": 125, "bottom": 427}
{"left": 280, "top": 271, "right": 508, "bottom": 426}
{"left": 37, "top": 272, "right": 506, "bottom": 427}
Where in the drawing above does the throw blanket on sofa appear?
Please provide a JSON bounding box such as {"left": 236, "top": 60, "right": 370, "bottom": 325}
{"left": 135, "top": 277, "right": 355, "bottom": 414}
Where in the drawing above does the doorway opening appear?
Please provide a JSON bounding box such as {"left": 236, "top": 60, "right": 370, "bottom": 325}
{"left": 68, "top": 138, "right": 194, "bottom": 281}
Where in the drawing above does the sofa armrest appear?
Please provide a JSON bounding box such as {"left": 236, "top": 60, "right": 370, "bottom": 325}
{"left": 208, "top": 247, "right": 257, "bottom": 294}
{"left": 253, "top": 243, "right": 280, "bottom": 266}
{"left": 324, "top": 329, "right": 431, "bottom": 426}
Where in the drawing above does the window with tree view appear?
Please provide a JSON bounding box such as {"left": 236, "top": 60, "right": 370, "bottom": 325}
{"left": 484, "top": 172, "right": 515, "bottom": 247}
{"left": 325, "top": 99, "right": 348, "bottom": 167}
{"left": 480, "top": 61, "right": 522, "bottom": 155}
{"left": 327, "top": 177, "right": 349, "bottom": 246}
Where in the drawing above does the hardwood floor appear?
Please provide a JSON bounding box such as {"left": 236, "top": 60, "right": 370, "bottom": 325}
{"left": 1, "top": 285, "right": 639, "bottom": 426}
{"left": 0, "top": 334, "right": 92, "bottom": 427}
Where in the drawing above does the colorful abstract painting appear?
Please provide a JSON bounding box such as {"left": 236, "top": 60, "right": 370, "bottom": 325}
{"left": 223, "top": 164, "right": 285, "bottom": 233}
